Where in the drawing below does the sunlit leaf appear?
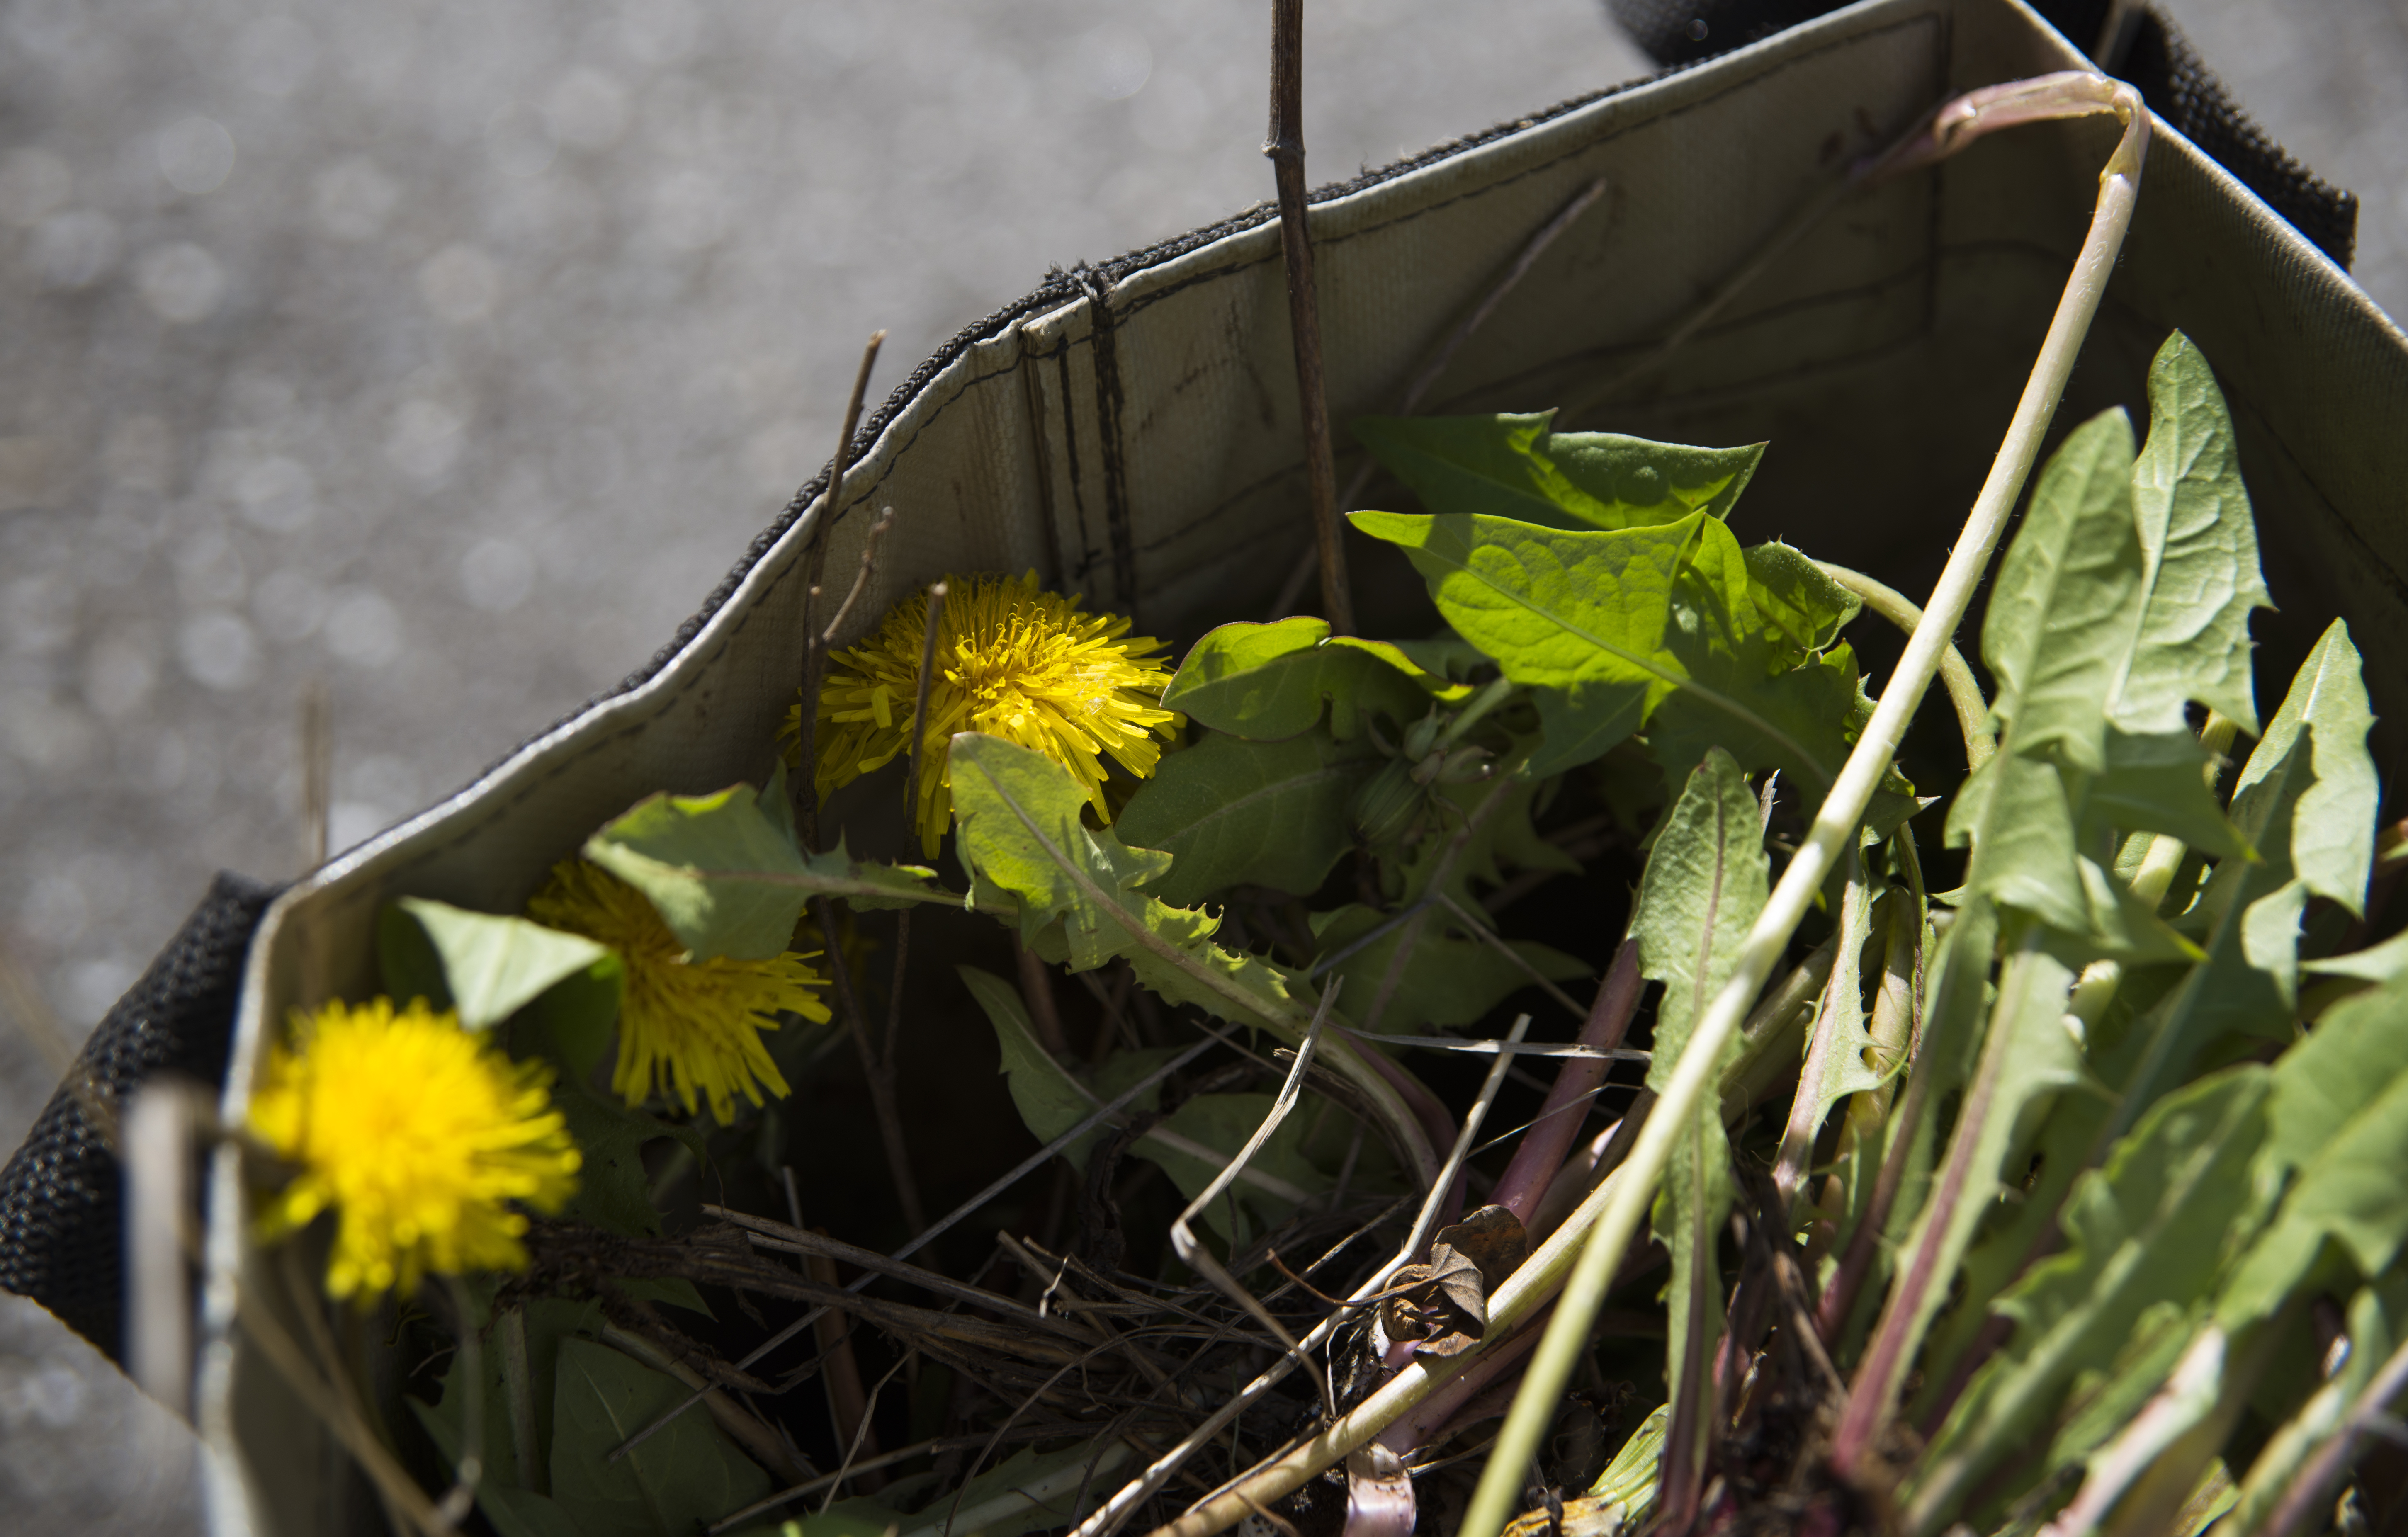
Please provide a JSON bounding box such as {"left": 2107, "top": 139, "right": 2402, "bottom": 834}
{"left": 2140, "top": 622, "right": 2379, "bottom": 1062}
{"left": 1643, "top": 516, "right": 1861, "bottom": 792}
{"left": 586, "top": 775, "right": 941, "bottom": 960}
{"left": 1878, "top": 940, "right": 2089, "bottom": 1430}
{"left": 2216, "top": 973, "right": 2408, "bottom": 1328}
{"left": 1352, "top": 507, "right": 1695, "bottom": 777}
{"left": 1742, "top": 541, "right": 1861, "bottom": 661}
{"left": 1801, "top": 871, "right": 1890, "bottom": 1133}
{"left": 1353, "top": 411, "right": 1762, "bottom": 531}
{"left": 1982, "top": 408, "right": 2145, "bottom": 773}
{"left": 2215, "top": 618, "right": 2378, "bottom": 918}
{"left": 1162, "top": 616, "right": 1436, "bottom": 742}
{"left": 380, "top": 897, "right": 613, "bottom": 1032}
{"left": 2116, "top": 331, "right": 2271, "bottom": 736}
{"left": 1630, "top": 749, "right": 1766, "bottom": 1455}
{"left": 2303, "top": 926, "right": 2408, "bottom": 983}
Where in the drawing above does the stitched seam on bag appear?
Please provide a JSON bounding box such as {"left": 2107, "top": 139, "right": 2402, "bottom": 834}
{"left": 1074, "top": 267, "right": 1142, "bottom": 617}
{"left": 1017, "top": 339, "right": 1069, "bottom": 592}
{"left": 1040, "top": 330, "right": 1103, "bottom": 598}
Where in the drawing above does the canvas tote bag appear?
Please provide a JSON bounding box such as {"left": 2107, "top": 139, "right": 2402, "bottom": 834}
{"left": 38, "top": 0, "right": 2400, "bottom": 1527}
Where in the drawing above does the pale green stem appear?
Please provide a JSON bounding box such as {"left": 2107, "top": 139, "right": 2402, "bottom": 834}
{"left": 1817, "top": 560, "right": 1996, "bottom": 770}
{"left": 1453, "top": 75, "right": 2150, "bottom": 1537}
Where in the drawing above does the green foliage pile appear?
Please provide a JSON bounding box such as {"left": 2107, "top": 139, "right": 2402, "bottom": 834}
{"left": 368, "top": 331, "right": 2401, "bottom": 1537}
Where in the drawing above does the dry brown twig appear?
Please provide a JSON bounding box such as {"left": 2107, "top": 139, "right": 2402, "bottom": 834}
{"left": 793, "top": 329, "right": 886, "bottom": 843}
{"left": 299, "top": 676, "right": 330, "bottom": 872}
{"left": 819, "top": 504, "right": 899, "bottom": 650}
{"left": 608, "top": 1035, "right": 1224, "bottom": 1464}
{"left": 777, "top": 1181, "right": 880, "bottom": 1486}
{"left": 1265, "top": 0, "right": 1352, "bottom": 635}
{"left": 1168, "top": 982, "right": 1343, "bottom": 1418}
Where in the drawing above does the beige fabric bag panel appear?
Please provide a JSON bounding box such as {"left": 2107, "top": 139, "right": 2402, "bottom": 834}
{"left": 197, "top": 0, "right": 2408, "bottom": 1529}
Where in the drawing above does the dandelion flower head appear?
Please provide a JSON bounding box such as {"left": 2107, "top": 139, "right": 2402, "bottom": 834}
{"left": 247, "top": 996, "right": 580, "bottom": 1301}
{"left": 791, "top": 571, "right": 1178, "bottom": 855}
{"left": 525, "top": 857, "right": 831, "bottom": 1125}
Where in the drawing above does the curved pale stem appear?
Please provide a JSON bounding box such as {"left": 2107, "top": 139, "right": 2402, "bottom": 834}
{"left": 1457, "top": 75, "right": 2149, "bottom": 1537}
{"left": 1818, "top": 560, "right": 1997, "bottom": 770}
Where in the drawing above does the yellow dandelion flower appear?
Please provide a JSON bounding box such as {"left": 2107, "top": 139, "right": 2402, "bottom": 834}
{"left": 247, "top": 997, "right": 581, "bottom": 1302}
{"left": 785, "top": 571, "right": 1179, "bottom": 855}
{"left": 525, "top": 858, "right": 831, "bottom": 1125}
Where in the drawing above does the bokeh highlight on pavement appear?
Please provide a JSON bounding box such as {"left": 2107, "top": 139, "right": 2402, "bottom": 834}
{"left": 0, "top": 0, "right": 2394, "bottom": 1529}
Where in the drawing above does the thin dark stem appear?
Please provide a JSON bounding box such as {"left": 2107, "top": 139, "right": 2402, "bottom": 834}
{"left": 899, "top": 582, "right": 948, "bottom": 839}
{"left": 299, "top": 677, "right": 330, "bottom": 871}
{"left": 1265, "top": 0, "right": 1352, "bottom": 635}
{"left": 874, "top": 580, "right": 947, "bottom": 1239}
{"left": 821, "top": 506, "right": 897, "bottom": 649}
{"left": 819, "top": 892, "right": 927, "bottom": 1235}
{"left": 1019, "top": 937, "right": 1072, "bottom": 1056}
{"left": 794, "top": 330, "right": 886, "bottom": 847}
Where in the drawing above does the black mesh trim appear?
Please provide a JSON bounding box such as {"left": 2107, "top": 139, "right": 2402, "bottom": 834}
{"left": 1604, "top": 0, "right": 2355, "bottom": 267}
{"left": 2119, "top": 9, "right": 2358, "bottom": 267}
{"left": 0, "top": 873, "right": 281, "bottom": 1359}
{"left": 1605, "top": 0, "right": 1910, "bottom": 66}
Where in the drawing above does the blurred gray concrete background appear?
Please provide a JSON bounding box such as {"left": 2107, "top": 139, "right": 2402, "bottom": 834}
{"left": 0, "top": 0, "right": 2395, "bottom": 1530}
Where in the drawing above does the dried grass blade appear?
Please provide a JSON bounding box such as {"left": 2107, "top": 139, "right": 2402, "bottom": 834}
{"left": 608, "top": 1033, "right": 1221, "bottom": 1462}
{"left": 1169, "top": 980, "right": 1342, "bottom": 1416}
